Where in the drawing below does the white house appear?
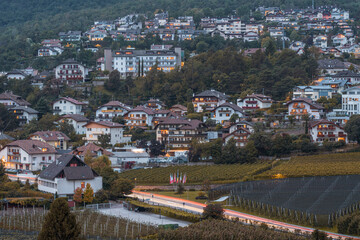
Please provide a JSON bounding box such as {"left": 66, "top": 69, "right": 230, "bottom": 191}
{"left": 71, "top": 143, "right": 114, "bottom": 160}
{"left": 95, "top": 101, "right": 131, "bottom": 122}
{"left": 38, "top": 46, "right": 63, "bottom": 57}
{"left": 29, "top": 131, "right": 71, "bottom": 151}
{"left": 38, "top": 154, "right": 103, "bottom": 197}
{"left": 123, "top": 106, "right": 155, "bottom": 127}
{"left": 55, "top": 59, "right": 88, "bottom": 85}
{"left": 223, "top": 127, "right": 252, "bottom": 147}
{"left": 309, "top": 119, "right": 348, "bottom": 143}
{"left": 60, "top": 114, "right": 89, "bottom": 135}
{"left": 289, "top": 41, "right": 305, "bottom": 52}
{"left": 9, "top": 106, "right": 38, "bottom": 125}
{"left": 0, "top": 140, "right": 57, "bottom": 171}
{"left": 0, "top": 91, "right": 31, "bottom": 107}
{"left": 286, "top": 98, "right": 325, "bottom": 120}
{"left": 211, "top": 102, "right": 246, "bottom": 124}
{"left": 237, "top": 94, "right": 273, "bottom": 110}
{"left": 332, "top": 34, "right": 348, "bottom": 47}
{"left": 111, "top": 147, "right": 150, "bottom": 166}
{"left": 6, "top": 70, "right": 27, "bottom": 80}
{"left": 313, "top": 35, "right": 328, "bottom": 49}
{"left": 243, "top": 31, "right": 259, "bottom": 42}
{"left": 83, "top": 121, "right": 129, "bottom": 145}
{"left": 52, "top": 97, "right": 87, "bottom": 115}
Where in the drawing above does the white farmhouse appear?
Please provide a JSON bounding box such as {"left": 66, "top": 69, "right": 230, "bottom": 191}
{"left": 0, "top": 140, "right": 57, "bottom": 171}
{"left": 95, "top": 101, "right": 131, "bottom": 122}
{"left": 286, "top": 98, "right": 325, "bottom": 120}
{"left": 237, "top": 94, "right": 273, "bottom": 111}
{"left": 84, "top": 121, "right": 129, "bottom": 145}
{"left": 38, "top": 154, "right": 103, "bottom": 197}
{"left": 0, "top": 91, "right": 31, "bottom": 107}
{"left": 309, "top": 119, "right": 348, "bottom": 143}
{"left": 53, "top": 97, "right": 87, "bottom": 115}
{"left": 211, "top": 102, "right": 246, "bottom": 124}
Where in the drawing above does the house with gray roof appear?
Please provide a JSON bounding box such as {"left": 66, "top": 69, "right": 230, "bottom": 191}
{"left": 9, "top": 106, "right": 38, "bottom": 125}
{"left": 211, "top": 102, "right": 246, "bottom": 125}
{"left": 38, "top": 154, "right": 102, "bottom": 197}
{"left": 192, "top": 89, "right": 229, "bottom": 112}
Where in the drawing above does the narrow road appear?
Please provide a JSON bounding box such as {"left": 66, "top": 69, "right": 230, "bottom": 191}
{"left": 131, "top": 190, "right": 360, "bottom": 240}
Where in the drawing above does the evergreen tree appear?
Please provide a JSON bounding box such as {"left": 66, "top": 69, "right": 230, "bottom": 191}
{"left": 38, "top": 198, "right": 82, "bottom": 240}
{"left": 83, "top": 183, "right": 94, "bottom": 204}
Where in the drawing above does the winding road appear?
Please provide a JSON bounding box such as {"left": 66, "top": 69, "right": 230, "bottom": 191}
{"left": 131, "top": 190, "right": 360, "bottom": 240}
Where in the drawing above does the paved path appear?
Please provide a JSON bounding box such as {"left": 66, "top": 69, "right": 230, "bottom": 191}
{"left": 131, "top": 190, "right": 360, "bottom": 240}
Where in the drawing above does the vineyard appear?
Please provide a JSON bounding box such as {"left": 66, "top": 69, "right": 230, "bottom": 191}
{"left": 120, "top": 162, "right": 275, "bottom": 185}
{"left": 256, "top": 152, "right": 360, "bottom": 179}
{"left": 0, "top": 208, "right": 158, "bottom": 239}
{"left": 210, "top": 175, "right": 360, "bottom": 227}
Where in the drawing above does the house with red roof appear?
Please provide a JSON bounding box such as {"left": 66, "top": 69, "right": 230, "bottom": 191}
{"left": 71, "top": 143, "right": 114, "bottom": 160}
{"left": 52, "top": 97, "right": 87, "bottom": 115}
{"left": 29, "top": 131, "right": 71, "bottom": 150}
{"left": 0, "top": 140, "right": 57, "bottom": 171}
{"left": 308, "top": 119, "right": 348, "bottom": 144}
{"left": 223, "top": 127, "right": 252, "bottom": 147}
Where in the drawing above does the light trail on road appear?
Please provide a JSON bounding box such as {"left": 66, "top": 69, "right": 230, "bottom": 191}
{"left": 131, "top": 190, "right": 360, "bottom": 240}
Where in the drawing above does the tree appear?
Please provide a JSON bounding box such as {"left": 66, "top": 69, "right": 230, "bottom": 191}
{"left": 345, "top": 115, "right": 360, "bottom": 143}
{"left": 99, "top": 165, "right": 118, "bottom": 190}
{"left": 110, "top": 178, "right": 134, "bottom": 198}
{"left": 202, "top": 204, "right": 224, "bottom": 220}
{"left": 149, "top": 140, "right": 165, "bottom": 157}
{"left": 83, "top": 183, "right": 94, "bottom": 204}
{"left": 221, "top": 138, "right": 241, "bottom": 164}
{"left": 0, "top": 161, "right": 8, "bottom": 183}
{"left": 98, "top": 134, "right": 111, "bottom": 148}
{"left": 0, "top": 104, "right": 19, "bottom": 131}
{"left": 105, "top": 70, "right": 121, "bottom": 91}
{"left": 229, "top": 113, "right": 239, "bottom": 123}
{"left": 311, "top": 229, "right": 329, "bottom": 240}
{"left": 90, "top": 156, "right": 111, "bottom": 173}
{"left": 187, "top": 102, "right": 194, "bottom": 114}
{"left": 73, "top": 187, "right": 83, "bottom": 205}
{"left": 176, "top": 184, "right": 185, "bottom": 194}
{"left": 38, "top": 198, "right": 82, "bottom": 240}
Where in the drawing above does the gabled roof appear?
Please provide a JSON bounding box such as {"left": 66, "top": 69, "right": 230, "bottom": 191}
{"left": 309, "top": 119, "right": 343, "bottom": 129}
{"left": 61, "top": 114, "right": 89, "bottom": 122}
{"left": 55, "top": 97, "right": 87, "bottom": 105}
{"left": 5, "top": 140, "right": 57, "bottom": 155}
{"left": 243, "top": 94, "right": 273, "bottom": 103}
{"left": 155, "top": 118, "right": 205, "bottom": 130}
{"left": 286, "top": 97, "right": 324, "bottom": 109}
{"left": 342, "top": 85, "right": 360, "bottom": 93}
{"left": 39, "top": 154, "right": 98, "bottom": 181}
{"left": 194, "top": 90, "right": 229, "bottom": 100}
{"left": 102, "top": 101, "right": 132, "bottom": 110}
{"left": 84, "top": 121, "right": 124, "bottom": 128}
{"left": 0, "top": 91, "right": 30, "bottom": 106}
{"left": 333, "top": 71, "right": 360, "bottom": 78}
{"left": 170, "top": 104, "right": 187, "bottom": 111}
{"left": 10, "top": 106, "right": 39, "bottom": 114}
{"left": 72, "top": 143, "right": 114, "bottom": 157}
{"left": 30, "top": 131, "right": 70, "bottom": 141}
{"left": 223, "top": 127, "right": 251, "bottom": 140}
{"left": 317, "top": 59, "right": 345, "bottom": 69}
{"left": 213, "top": 102, "right": 245, "bottom": 113}
{"left": 6, "top": 69, "right": 27, "bottom": 76}
{"left": 126, "top": 105, "right": 155, "bottom": 115}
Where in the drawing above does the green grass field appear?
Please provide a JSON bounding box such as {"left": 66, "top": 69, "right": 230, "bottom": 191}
{"left": 256, "top": 152, "right": 360, "bottom": 179}
{"left": 120, "top": 162, "right": 275, "bottom": 185}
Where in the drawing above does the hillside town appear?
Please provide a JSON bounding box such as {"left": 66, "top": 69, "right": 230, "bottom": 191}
{"left": 3, "top": 3, "right": 360, "bottom": 240}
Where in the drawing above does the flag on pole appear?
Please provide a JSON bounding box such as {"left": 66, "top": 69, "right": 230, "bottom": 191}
{"left": 183, "top": 173, "right": 187, "bottom": 184}
{"left": 180, "top": 173, "right": 183, "bottom": 183}
{"left": 170, "top": 174, "right": 173, "bottom": 184}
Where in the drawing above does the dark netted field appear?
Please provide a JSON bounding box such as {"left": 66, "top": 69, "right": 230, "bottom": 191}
{"left": 213, "top": 175, "right": 360, "bottom": 215}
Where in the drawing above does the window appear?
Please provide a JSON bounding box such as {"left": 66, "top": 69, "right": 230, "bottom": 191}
{"left": 48, "top": 156, "right": 52, "bottom": 160}
{"left": 42, "top": 157, "right": 45, "bottom": 161}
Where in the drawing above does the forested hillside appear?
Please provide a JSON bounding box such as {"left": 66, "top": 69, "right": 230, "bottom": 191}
{"left": 0, "top": 0, "right": 358, "bottom": 70}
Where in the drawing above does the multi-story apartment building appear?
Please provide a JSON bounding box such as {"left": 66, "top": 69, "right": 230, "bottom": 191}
{"left": 309, "top": 119, "right": 348, "bottom": 143}
{"left": 211, "top": 102, "right": 246, "bottom": 124}
{"left": 0, "top": 140, "right": 57, "bottom": 171}
{"left": 52, "top": 97, "right": 87, "bottom": 115}
{"left": 55, "top": 59, "right": 88, "bottom": 85}
{"left": 123, "top": 106, "right": 155, "bottom": 127}
{"left": 287, "top": 98, "right": 325, "bottom": 120}
{"left": 95, "top": 101, "right": 131, "bottom": 121}
{"left": 104, "top": 48, "right": 182, "bottom": 78}
{"left": 60, "top": 114, "right": 89, "bottom": 135}
{"left": 29, "top": 131, "right": 71, "bottom": 150}
{"left": 155, "top": 118, "right": 206, "bottom": 150}
{"left": 341, "top": 86, "right": 360, "bottom": 116}
{"left": 237, "top": 94, "right": 273, "bottom": 111}
{"left": 83, "top": 121, "right": 128, "bottom": 145}
{"left": 192, "top": 90, "right": 228, "bottom": 112}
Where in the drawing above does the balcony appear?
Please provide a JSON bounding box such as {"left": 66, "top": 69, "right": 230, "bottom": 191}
{"left": 242, "top": 106, "right": 259, "bottom": 109}
{"left": 339, "top": 133, "right": 347, "bottom": 137}
{"left": 245, "top": 100, "right": 257, "bottom": 104}
{"left": 124, "top": 117, "right": 147, "bottom": 120}
{"left": 328, "top": 134, "right": 335, "bottom": 137}
{"left": 317, "top": 133, "right": 325, "bottom": 137}
{"left": 8, "top": 151, "right": 20, "bottom": 156}
{"left": 7, "top": 158, "right": 21, "bottom": 163}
